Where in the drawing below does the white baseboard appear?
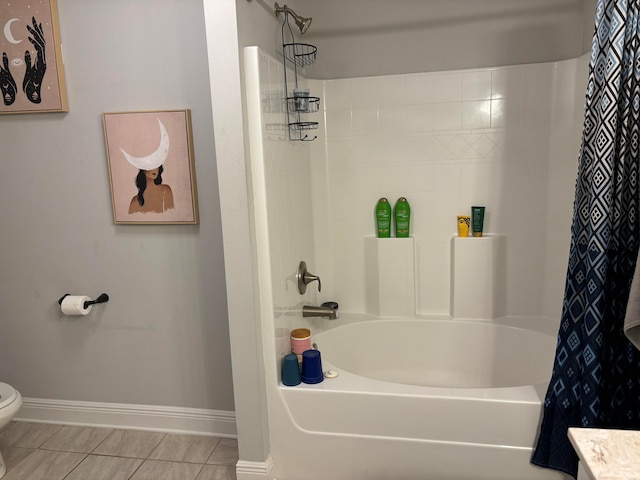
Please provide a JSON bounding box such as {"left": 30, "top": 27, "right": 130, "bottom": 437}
{"left": 236, "top": 455, "right": 275, "bottom": 480}
{"left": 16, "top": 397, "right": 236, "bottom": 438}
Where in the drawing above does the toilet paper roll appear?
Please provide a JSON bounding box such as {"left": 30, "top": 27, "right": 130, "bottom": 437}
{"left": 60, "top": 295, "right": 92, "bottom": 315}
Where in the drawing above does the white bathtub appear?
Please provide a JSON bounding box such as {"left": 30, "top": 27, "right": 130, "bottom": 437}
{"left": 274, "top": 315, "right": 569, "bottom": 480}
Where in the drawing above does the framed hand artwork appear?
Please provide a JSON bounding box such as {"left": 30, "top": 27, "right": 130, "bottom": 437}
{"left": 103, "top": 110, "right": 199, "bottom": 225}
{"left": 0, "top": 0, "right": 68, "bottom": 114}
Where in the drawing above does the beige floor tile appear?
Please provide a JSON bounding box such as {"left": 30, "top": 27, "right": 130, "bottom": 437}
{"left": 206, "top": 438, "right": 238, "bottom": 465}
{"left": 40, "top": 425, "right": 113, "bottom": 453}
{"left": 0, "top": 422, "right": 61, "bottom": 448}
{"left": 196, "top": 465, "right": 236, "bottom": 480}
{"left": 130, "top": 459, "right": 203, "bottom": 480}
{"left": 63, "top": 454, "right": 143, "bottom": 480}
{"left": 0, "top": 447, "right": 34, "bottom": 473}
{"left": 92, "top": 429, "right": 166, "bottom": 458}
{"left": 2, "top": 449, "right": 85, "bottom": 480}
{"left": 149, "top": 434, "right": 220, "bottom": 463}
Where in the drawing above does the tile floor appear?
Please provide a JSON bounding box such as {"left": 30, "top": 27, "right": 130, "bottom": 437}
{"left": 0, "top": 421, "right": 237, "bottom": 480}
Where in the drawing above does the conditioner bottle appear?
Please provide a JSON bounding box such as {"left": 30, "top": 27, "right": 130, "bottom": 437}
{"left": 394, "top": 197, "right": 411, "bottom": 238}
{"left": 376, "top": 198, "right": 392, "bottom": 238}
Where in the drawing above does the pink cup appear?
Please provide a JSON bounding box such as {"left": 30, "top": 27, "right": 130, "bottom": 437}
{"left": 291, "top": 328, "right": 312, "bottom": 355}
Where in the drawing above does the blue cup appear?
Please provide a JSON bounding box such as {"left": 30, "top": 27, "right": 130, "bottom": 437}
{"left": 282, "top": 353, "right": 301, "bottom": 386}
{"left": 301, "top": 349, "right": 324, "bottom": 384}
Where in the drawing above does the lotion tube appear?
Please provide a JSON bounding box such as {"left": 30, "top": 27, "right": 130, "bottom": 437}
{"left": 471, "top": 206, "right": 485, "bottom": 237}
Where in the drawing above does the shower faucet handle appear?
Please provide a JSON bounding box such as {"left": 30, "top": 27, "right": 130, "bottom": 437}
{"left": 297, "top": 261, "right": 321, "bottom": 294}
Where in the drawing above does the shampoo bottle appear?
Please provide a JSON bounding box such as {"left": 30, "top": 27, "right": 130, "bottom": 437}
{"left": 394, "top": 197, "right": 411, "bottom": 238}
{"left": 376, "top": 198, "right": 392, "bottom": 238}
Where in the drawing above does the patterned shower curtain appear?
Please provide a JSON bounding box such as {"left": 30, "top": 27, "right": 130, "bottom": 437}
{"left": 531, "top": 0, "right": 640, "bottom": 477}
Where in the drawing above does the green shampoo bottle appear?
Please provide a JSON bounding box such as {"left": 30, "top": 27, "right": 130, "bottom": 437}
{"left": 376, "top": 198, "right": 392, "bottom": 238}
{"left": 394, "top": 197, "right": 411, "bottom": 238}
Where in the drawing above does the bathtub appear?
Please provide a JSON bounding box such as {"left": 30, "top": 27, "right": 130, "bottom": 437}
{"left": 273, "top": 315, "right": 568, "bottom": 480}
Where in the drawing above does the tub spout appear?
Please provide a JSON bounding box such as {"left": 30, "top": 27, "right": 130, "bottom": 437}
{"left": 303, "top": 304, "right": 338, "bottom": 320}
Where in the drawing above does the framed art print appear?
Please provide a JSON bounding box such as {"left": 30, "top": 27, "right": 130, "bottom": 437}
{"left": 0, "top": 0, "right": 68, "bottom": 114}
{"left": 103, "top": 109, "right": 199, "bottom": 225}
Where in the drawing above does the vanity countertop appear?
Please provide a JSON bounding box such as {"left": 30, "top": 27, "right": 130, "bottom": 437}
{"left": 568, "top": 427, "right": 640, "bottom": 480}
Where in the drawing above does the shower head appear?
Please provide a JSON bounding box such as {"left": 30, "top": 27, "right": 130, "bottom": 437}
{"left": 274, "top": 2, "right": 312, "bottom": 34}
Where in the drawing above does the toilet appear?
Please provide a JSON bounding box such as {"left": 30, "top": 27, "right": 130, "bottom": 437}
{"left": 0, "top": 383, "right": 22, "bottom": 478}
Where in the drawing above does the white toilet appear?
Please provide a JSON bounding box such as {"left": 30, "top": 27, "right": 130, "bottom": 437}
{"left": 0, "top": 383, "right": 22, "bottom": 478}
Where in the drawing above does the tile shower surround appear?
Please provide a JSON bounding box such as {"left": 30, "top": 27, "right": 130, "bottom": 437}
{"left": 251, "top": 51, "right": 588, "bottom": 368}
{"left": 0, "top": 421, "right": 237, "bottom": 480}
{"left": 254, "top": 49, "right": 584, "bottom": 364}
{"left": 318, "top": 63, "right": 576, "bottom": 318}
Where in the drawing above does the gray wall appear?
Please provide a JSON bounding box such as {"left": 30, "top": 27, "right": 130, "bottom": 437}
{"left": 295, "top": 0, "right": 595, "bottom": 79}
{"left": 0, "top": 0, "right": 234, "bottom": 412}
{"left": 236, "top": 0, "right": 284, "bottom": 60}
{"left": 582, "top": 0, "right": 598, "bottom": 52}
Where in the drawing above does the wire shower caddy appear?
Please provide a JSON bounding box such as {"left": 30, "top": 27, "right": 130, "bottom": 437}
{"left": 280, "top": 14, "right": 319, "bottom": 141}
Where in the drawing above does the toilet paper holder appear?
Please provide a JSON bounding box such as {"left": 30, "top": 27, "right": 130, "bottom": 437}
{"left": 58, "top": 293, "right": 110, "bottom": 309}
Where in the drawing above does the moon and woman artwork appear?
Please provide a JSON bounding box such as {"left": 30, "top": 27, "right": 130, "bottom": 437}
{"left": 0, "top": 0, "right": 67, "bottom": 113}
{"left": 103, "top": 110, "right": 199, "bottom": 224}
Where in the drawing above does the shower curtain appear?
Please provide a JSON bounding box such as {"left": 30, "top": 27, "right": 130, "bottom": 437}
{"left": 531, "top": 0, "right": 640, "bottom": 477}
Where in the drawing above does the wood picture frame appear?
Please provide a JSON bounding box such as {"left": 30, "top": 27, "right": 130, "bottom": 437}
{"left": 103, "top": 109, "right": 199, "bottom": 225}
{"left": 0, "top": 0, "right": 68, "bottom": 114}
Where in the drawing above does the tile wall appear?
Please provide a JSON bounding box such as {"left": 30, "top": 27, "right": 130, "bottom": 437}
{"left": 254, "top": 51, "right": 320, "bottom": 370}
{"left": 315, "top": 59, "right": 586, "bottom": 319}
